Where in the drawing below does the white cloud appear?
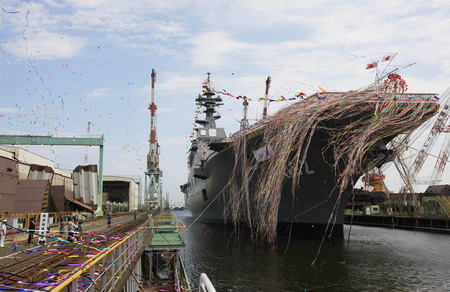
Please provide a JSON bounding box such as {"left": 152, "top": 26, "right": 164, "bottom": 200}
{"left": 1, "top": 0, "right": 188, "bottom": 58}
{"left": 135, "top": 73, "right": 201, "bottom": 100}
{"left": 183, "top": 31, "right": 264, "bottom": 69}
{"left": 159, "top": 137, "right": 185, "bottom": 146}
{"left": 42, "top": 0, "right": 66, "bottom": 8}
{"left": 178, "top": 0, "right": 450, "bottom": 93}
{"left": 1, "top": 2, "right": 61, "bottom": 32}
{"left": 4, "top": 30, "right": 85, "bottom": 60}
{"left": 85, "top": 88, "right": 116, "bottom": 99}
{"left": 158, "top": 107, "right": 180, "bottom": 114}
{"left": 157, "top": 74, "right": 202, "bottom": 94}
{"left": 0, "top": 108, "right": 19, "bottom": 113}
{"left": 63, "top": 0, "right": 108, "bottom": 9}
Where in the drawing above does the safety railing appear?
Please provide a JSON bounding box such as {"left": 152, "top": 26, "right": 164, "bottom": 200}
{"left": 48, "top": 225, "right": 150, "bottom": 292}
{"left": 199, "top": 273, "right": 216, "bottom": 292}
{"left": 152, "top": 213, "right": 185, "bottom": 226}
{"left": 150, "top": 213, "right": 186, "bottom": 241}
{"left": 176, "top": 252, "right": 191, "bottom": 291}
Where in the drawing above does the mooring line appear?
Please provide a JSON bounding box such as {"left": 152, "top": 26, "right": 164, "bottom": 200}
{"left": 185, "top": 189, "right": 224, "bottom": 231}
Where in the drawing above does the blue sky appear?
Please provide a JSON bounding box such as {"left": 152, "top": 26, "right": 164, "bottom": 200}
{"left": 1, "top": 0, "right": 450, "bottom": 203}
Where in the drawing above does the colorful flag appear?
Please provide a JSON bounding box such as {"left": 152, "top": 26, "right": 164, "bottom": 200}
{"left": 382, "top": 54, "right": 396, "bottom": 62}
{"left": 366, "top": 62, "right": 378, "bottom": 69}
{"left": 319, "top": 86, "right": 326, "bottom": 92}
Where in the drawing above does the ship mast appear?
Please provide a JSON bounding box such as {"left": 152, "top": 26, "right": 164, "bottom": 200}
{"left": 240, "top": 96, "right": 249, "bottom": 130}
{"left": 145, "top": 69, "right": 163, "bottom": 211}
{"left": 195, "top": 73, "right": 223, "bottom": 131}
{"left": 262, "top": 76, "right": 271, "bottom": 118}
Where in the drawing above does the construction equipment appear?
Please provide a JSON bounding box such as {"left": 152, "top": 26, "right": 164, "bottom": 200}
{"left": 401, "top": 87, "right": 450, "bottom": 191}
{"left": 144, "top": 69, "right": 163, "bottom": 211}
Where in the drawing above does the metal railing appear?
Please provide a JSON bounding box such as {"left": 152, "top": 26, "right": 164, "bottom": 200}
{"left": 48, "top": 225, "right": 150, "bottom": 291}
{"left": 199, "top": 273, "right": 216, "bottom": 292}
{"left": 46, "top": 213, "right": 189, "bottom": 291}
{"left": 150, "top": 213, "right": 186, "bottom": 240}
{"left": 177, "top": 252, "right": 191, "bottom": 292}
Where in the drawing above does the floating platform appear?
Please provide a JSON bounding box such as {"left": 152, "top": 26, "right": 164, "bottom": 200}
{"left": 149, "top": 232, "right": 184, "bottom": 249}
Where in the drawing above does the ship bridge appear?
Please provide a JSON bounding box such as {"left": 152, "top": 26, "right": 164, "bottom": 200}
{"left": 196, "top": 127, "right": 227, "bottom": 142}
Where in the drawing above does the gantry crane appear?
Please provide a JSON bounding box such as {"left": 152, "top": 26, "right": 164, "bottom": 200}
{"left": 401, "top": 87, "right": 450, "bottom": 190}
{"left": 430, "top": 117, "right": 450, "bottom": 183}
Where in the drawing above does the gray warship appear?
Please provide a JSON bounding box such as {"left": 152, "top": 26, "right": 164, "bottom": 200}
{"left": 181, "top": 74, "right": 439, "bottom": 239}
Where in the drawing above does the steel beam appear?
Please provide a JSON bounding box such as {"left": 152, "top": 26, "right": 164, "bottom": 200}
{"left": 94, "top": 144, "right": 104, "bottom": 217}
{"left": 0, "top": 135, "right": 103, "bottom": 146}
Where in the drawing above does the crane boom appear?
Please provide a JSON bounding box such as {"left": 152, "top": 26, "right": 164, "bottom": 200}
{"left": 431, "top": 132, "right": 450, "bottom": 182}
{"left": 404, "top": 87, "right": 450, "bottom": 189}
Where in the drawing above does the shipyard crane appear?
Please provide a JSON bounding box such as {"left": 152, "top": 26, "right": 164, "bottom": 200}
{"left": 413, "top": 87, "right": 450, "bottom": 217}
{"left": 401, "top": 87, "right": 450, "bottom": 192}
{"left": 430, "top": 125, "right": 450, "bottom": 183}
{"left": 144, "top": 69, "right": 163, "bottom": 211}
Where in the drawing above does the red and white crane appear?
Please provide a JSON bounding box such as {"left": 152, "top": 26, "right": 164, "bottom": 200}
{"left": 145, "top": 69, "right": 163, "bottom": 210}
{"left": 148, "top": 69, "right": 159, "bottom": 171}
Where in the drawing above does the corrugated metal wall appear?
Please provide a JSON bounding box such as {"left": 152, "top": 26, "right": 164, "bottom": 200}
{"left": 0, "top": 156, "right": 19, "bottom": 214}
{"left": 73, "top": 165, "right": 98, "bottom": 205}
{"left": 14, "top": 180, "right": 50, "bottom": 213}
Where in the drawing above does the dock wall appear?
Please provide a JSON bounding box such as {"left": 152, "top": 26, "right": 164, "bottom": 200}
{"left": 344, "top": 215, "right": 450, "bottom": 233}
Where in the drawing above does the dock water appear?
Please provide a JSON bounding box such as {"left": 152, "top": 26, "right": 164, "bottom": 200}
{"left": 175, "top": 210, "right": 450, "bottom": 292}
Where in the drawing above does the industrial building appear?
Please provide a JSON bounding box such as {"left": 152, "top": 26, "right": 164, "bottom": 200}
{"left": 0, "top": 146, "right": 141, "bottom": 214}
{"left": 103, "top": 176, "right": 140, "bottom": 212}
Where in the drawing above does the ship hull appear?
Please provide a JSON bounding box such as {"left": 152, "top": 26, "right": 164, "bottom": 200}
{"left": 185, "top": 128, "right": 376, "bottom": 239}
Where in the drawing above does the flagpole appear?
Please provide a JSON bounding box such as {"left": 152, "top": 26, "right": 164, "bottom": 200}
{"left": 375, "top": 61, "right": 379, "bottom": 84}
{"left": 262, "top": 76, "right": 271, "bottom": 119}
{"left": 378, "top": 62, "right": 415, "bottom": 82}
{"left": 379, "top": 53, "right": 398, "bottom": 77}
